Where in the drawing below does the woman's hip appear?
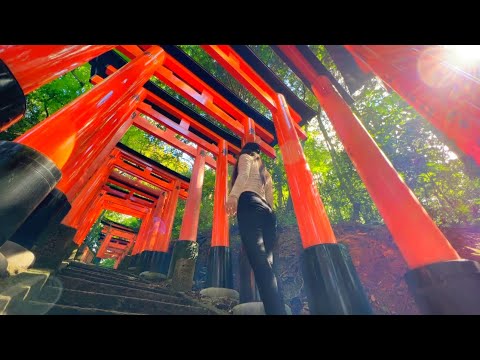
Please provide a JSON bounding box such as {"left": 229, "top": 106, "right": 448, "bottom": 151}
{"left": 237, "top": 192, "right": 274, "bottom": 222}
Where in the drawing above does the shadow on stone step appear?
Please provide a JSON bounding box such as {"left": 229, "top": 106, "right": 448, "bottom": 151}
{"left": 1, "top": 270, "right": 59, "bottom": 315}
{"left": 0, "top": 241, "right": 36, "bottom": 276}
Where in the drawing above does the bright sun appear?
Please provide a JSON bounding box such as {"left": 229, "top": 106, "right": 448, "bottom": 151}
{"left": 444, "top": 45, "right": 480, "bottom": 64}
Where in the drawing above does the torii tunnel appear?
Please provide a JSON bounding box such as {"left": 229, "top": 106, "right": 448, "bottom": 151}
{"left": 0, "top": 45, "right": 479, "bottom": 315}
{"left": 84, "top": 219, "right": 139, "bottom": 269}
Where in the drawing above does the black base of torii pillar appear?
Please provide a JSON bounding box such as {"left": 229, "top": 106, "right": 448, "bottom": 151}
{"left": 302, "top": 243, "right": 373, "bottom": 315}
{"left": 206, "top": 246, "right": 233, "bottom": 289}
{"left": 0, "top": 141, "right": 62, "bottom": 247}
{"left": 405, "top": 259, "right": 480, "bottom": 315}
{"left": 136, "top": 250, "right": 172, "bottom": 275}
{"left": 11, "top": 189, "right": 71, "bottom": 249}
{"left": 0, "top": 60, "right": 26, "bottom": 130}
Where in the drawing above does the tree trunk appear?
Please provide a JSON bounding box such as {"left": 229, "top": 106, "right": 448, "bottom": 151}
{"left": 286, "top": 194, "right": 293, "bottom": 212}
{"left": 274, "top": 162, "right": 284, "bottom": 209}
{"left": 315, "top": 107, "right": 361, "bottom": 223}
{"left": 429, "top": 180, "right": 457, "bottom": 214}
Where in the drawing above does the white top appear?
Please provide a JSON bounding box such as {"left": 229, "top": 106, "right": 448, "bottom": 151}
{"left": 227, "top": 153, "right": 274, "bottom": 208}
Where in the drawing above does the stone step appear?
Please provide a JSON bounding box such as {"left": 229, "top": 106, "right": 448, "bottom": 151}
{"left": 67, "top": 261, "right": 150, "bottom": 281}
{"left": 55, "top": 271, "right": 228, "bottom": 315}
{"left": 7, "top": 300, "right": 146, "bottom": 315}
{"left": 0, "top": 240, "right": 36, "bottom": 275}
{"left": 37, "top": 287, "right": 217, "bottom": 315}
{"left": 46, "top": 276, "right": 193, "bottom": 306}
{"left": 68, "top": 261, "right": 145, "bottom": 277}
{"left": 63, "top": 263, "right": 148, "bottom": 283}
{"left": 62, "top": 269, "right": 154, "bottom": 287}
{"left": 53, "top": 269, "right": 176, "bottom": 296}
{"left": 0, "top": 286, "right": 29, "bottom": 314}
{"left": 0, "top": 269, "right": 52, "bottom": 314}
{"left": 58, "top": 267, "right": 155, "bottom": 287}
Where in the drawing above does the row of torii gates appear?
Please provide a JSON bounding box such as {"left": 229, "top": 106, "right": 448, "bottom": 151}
{"left": 0, "top": 45, "right": 479, "bottom": 314}
{"left": 78, "top": 219, "right": 139, "bottom": 268}
{"left": 68, "top": 142, "right": 192, "bottom": 272}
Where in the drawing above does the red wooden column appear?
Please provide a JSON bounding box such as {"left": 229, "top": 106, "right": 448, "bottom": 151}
{"left": 0, "top": 46, "right": 165, "bottom": 247}
{"left": 345, "top": 45, "right": 480, "bottom": 166}
{"left": 62, "top": 148, "right": 121, "bottom": 229}
{"left": 80, "top": 246, "right": 92, "bottom": 263}
{"left": 179, "top": 148, "right": 206, "bottom": 242}
{"left": 0, "top": 45, "right": 114, "bottom": 131}
{"left": 144, "top": 192, "right": 168, "bottom": 252}
{"left": 132, "top": 210, "right": 154, "bottom": 256}
{"left": 156, "top": 181, "right": 181, "bottom": 253}
{"left": 129, "top": 208, "right": 154, "bottom": 269}
{"left": 206, "top": 139, "right": 232, "bottom": 289}
{"left": 138, "top": 192, "right": 167, "bottom": 272}
{"left": 138, "top": 211, "right": 155, "bottom": 255}
{"left": 168, "top": 148, "right": 206, "bottom": 279}
{"left": 96, "top": 233, "right": 113, "bottom": 259}
{"left": 72, "top": 190, "right": 105, "bottom": 246}
{"left": 273, "top": 93, "right": 336, "bottom": 248}
{"left": 278, "top": 46, "right": 479, "bottom": 315}
{"left": 272, "top": 89, "right": 371, "bottom": 314}
{"left": 138, "top": 191, "right": 169, "bottom": 255}
{"left": 148, "top": 181, "right": 181, "bottom": 275}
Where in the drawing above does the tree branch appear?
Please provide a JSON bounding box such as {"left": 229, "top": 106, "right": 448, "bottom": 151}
{"left": 43, "top": 102, "right": 49, "bottom": 118}
{"left": 70, "top": 69, "right": 85, "bottom": 87}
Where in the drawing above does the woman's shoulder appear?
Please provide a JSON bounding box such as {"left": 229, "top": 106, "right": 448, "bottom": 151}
{"left": 239, "top": 153, "right": 254, "bottom": 161}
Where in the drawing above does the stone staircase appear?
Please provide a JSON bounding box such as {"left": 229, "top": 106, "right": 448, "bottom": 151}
{"left": 1, "top": 261, "right": 227, "bottom": 315}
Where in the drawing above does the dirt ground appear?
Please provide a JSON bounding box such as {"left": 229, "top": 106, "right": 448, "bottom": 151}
{"left": 194, "top": 224, "right": 480, "bottom": 315}
{"left": 275, "top": 224, "right": 480, "bottom": 315}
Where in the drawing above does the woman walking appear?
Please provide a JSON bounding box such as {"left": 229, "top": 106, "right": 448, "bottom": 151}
{"left": 226, "top": 142, "right": 286, "bottom": 315}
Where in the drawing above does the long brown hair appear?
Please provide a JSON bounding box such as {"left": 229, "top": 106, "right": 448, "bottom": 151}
{"left": 230, "top": 142, "right": 267, "bottom": 190}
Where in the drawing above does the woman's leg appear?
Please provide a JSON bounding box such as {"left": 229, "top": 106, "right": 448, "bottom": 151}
{"left": 262, "top": 210, "right": 286, "bottom": 308}
{"left": 237, "top": 193, "right": 286, "bottom": 315}
{"left": 262, "top": 210, "right": 277, "bottom": 266}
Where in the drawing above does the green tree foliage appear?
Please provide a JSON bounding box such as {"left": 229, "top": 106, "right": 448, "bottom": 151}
{"left": 99, "top": 258, "right": 115, "bottom": 268}
{"left": 0, "top": 64, "right": 93, "bottom": 141}
{"left": 120, "top": 122, "right": 192, "bottom": 176}
{"left": 83, "top": 210, "right": 106, "bottom": 253}
{"left": 102, "top": 211, "right": 141, "bottom": 231}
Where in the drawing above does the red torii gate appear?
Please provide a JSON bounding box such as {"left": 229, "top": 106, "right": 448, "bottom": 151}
{"left": 90, "top": 46, "right": 279, "bottom": 286}
{"left": 1, "top": 45, "right": 479, "bottom": 315}
{"left": 65, "top": 142, "right": 192, "bottom": 274}
{"left": 94, "top": 224, "right": 137, "bottom": 269}
{"left": 0, "top": 46, "right": 115, "bottom": 131}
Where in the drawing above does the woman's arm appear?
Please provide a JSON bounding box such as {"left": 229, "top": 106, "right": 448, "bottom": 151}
{"left": 228, "top": 154, "right": 252, "bottom": 200}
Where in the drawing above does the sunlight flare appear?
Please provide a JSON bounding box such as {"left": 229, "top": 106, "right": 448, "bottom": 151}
{"left": 444, "top": 45, "right": 480, "bottom": 67}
